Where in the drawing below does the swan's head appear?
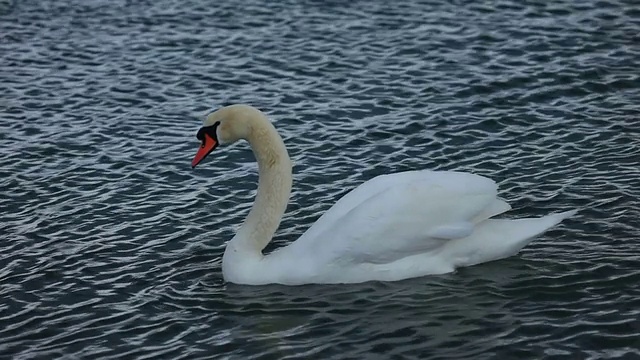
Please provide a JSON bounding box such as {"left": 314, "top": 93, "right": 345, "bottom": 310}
{"left": 191, "top": 104, "right": 258, "bottom": 168}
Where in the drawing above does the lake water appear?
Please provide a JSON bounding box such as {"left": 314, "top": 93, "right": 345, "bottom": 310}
{"left": 1, "top": 0, "right": 639, "bottom": 358}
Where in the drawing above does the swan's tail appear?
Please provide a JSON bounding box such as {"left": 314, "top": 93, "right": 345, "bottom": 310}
{"left": 445, "top": 210, "right": 577, "bottom": 268}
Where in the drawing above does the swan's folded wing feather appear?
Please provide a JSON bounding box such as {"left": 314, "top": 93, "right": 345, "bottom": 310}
{"left": 427, "top": 222, "right": 475, "bottom": 239}
{"left": 298, "top": 170, "right": 498, "bottom": 243}
{"left": 296, "top": 172, "right": 504, "bottom": 265}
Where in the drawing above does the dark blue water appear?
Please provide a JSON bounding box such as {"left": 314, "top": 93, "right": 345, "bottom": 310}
{"left": 1, "top": 0, "right": 639, "bottom": 358}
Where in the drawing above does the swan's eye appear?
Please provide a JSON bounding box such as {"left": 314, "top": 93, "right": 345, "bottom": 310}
{"left": 196, "top": 121, "right": 220, "bottom": 145}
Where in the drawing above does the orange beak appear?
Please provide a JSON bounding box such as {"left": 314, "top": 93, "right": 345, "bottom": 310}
{"left": 191, "top": 133, "right": 218, "bottom": 168}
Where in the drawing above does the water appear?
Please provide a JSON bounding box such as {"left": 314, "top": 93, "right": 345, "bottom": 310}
{"left": 1, "top": 0, "right": 639, "bottom": 358}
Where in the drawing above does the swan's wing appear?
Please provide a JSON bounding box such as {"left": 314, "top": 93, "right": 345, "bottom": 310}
{"left": 291, "top": 171, "right": 510, "bottom": 265}
{"left": 296, "top": 170, "right": 451, "bottom": 241}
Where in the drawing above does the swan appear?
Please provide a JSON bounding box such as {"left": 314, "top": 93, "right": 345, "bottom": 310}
{"left": 191, "top": 104, "right": 576, "bottom": 285}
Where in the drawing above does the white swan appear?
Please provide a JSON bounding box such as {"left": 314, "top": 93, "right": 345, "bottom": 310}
{"left": 191, "top": 104, "right": 576, "bottom": 285}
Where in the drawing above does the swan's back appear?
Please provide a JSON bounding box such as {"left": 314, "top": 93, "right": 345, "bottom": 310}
{"left": 287, "top": 170, "right": 502, "bottom": 255}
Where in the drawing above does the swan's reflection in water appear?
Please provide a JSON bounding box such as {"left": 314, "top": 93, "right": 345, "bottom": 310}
{"left": 208, "top": 261, "right": 539, "bottom": 358}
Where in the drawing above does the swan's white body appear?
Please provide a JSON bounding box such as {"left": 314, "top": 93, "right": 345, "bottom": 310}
{"left": 194, "top": 105, "right": 576, "bottom": 286}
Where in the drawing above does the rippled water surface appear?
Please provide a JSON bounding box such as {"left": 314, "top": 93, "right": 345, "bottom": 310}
{"left": 2, "top": 0, "right": 640, "bottom": 358}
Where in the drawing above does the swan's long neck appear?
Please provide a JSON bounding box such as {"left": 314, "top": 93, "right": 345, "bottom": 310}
{"left": 224, "top": 112, "right": 292, "bottom": 261}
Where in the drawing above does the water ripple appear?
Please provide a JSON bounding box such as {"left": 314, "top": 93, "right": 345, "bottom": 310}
{"left": 1, "top": 0, "right": 639, "bottom": 358}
